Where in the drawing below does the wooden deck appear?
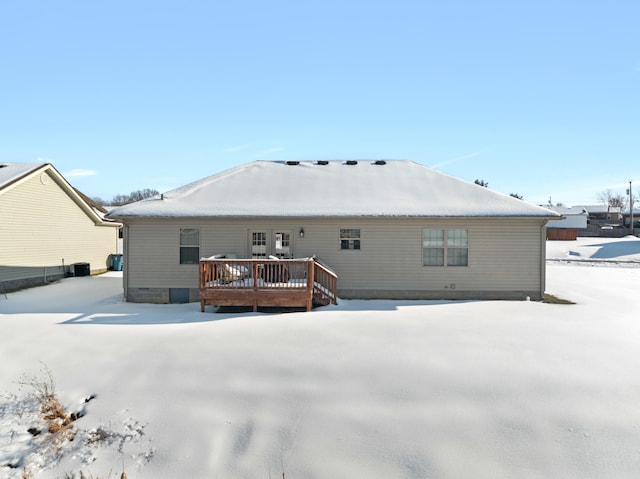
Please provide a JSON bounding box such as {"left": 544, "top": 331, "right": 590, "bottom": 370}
{"left": 199, "top": 257, "right": 338, "bottom": 312}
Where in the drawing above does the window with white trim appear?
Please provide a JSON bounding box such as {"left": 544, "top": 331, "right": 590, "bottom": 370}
{"left": 423, "top": 228, "right": 468, "bottom": 266}
{"left": 179, "top": 228, "right": 200, "bottom": 264}
{"left": 340, "top": 229, "right": 361, "bottom": 250}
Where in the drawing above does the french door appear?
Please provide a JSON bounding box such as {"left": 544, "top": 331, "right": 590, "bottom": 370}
{"left": 250, "top": 230, "right": 293, "bottom": 259}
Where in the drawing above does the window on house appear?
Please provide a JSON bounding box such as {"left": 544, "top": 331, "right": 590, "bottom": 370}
{"left": 340, "top": 229, "right": 361, "bottom": 250}
{"left": 423, "top": 228, "right": 468, "bottom": 266}
{"left": 180, "top": 228, "right": 200, "bottom": 264}
{"left": 422, "top": 229, "right": 444, "bottom": 266}
{"left": 251, "top": 231, "right": 267, "bottom": 258}
{"left": 446, "top": 229, "right": 468, "bottom": 266}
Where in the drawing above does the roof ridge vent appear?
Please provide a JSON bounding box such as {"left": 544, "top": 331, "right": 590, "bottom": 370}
{"left": 285, "top": 161, "right": 300, "bottom": 166}
{"left": 345, "top": 160, "right": 358, "bottom": 166}
{"left": 316, "top": 160, "right": 329, "bottom": 165}
{"left": 374, "top": 160, "right": 387, "bottom": 165}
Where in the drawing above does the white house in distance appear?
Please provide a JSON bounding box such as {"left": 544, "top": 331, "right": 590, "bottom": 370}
{"left": 574, "top": 204, "right": 623, "bottom": 224}
{"left": 108, "top": 160, "right": 560, "bottom": 304}
{"left": 0, "top": 163, "right": 122, "bottom": 291}
{"left": 545, "top": 206, "right": 588, "bottom": 240}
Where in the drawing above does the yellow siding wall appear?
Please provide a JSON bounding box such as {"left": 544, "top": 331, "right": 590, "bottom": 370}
{"left": 124, "top": 217, "right": 546, "bottom": 296}
{"left": 0, "top": 171, "right": 120, "bottom": 280}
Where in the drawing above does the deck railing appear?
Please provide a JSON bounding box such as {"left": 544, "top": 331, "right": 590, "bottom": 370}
{"left": 199, "top": 257, "right": 337, "bottom": 312}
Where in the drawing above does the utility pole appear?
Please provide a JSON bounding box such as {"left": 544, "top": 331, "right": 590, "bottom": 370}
{"left": 628, "top": 181, "right": 634, "bottom": 236}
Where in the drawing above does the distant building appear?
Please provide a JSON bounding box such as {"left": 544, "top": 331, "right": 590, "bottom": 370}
{"left": 544, "top": 206, "right": 588, "bottom": 240}
{"left": 574, "top": 204, "right": 623, "bottom": 223}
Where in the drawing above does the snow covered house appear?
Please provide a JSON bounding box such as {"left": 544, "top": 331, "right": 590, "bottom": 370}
{"left": 574, "top": 204, "right": 623, "bottom": 223}
{"left": 107, "top": 160, "right": 560, "bottom": 304}
{"left": 0, "top": 163, "right": 122, "bottom": 291}
{"left": 544, "top": 206, "right": 588, "bottom": 240}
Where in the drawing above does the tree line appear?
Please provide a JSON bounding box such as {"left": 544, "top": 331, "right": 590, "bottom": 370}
{"left": 475, "top": 178, "right": 637, "bottom": 210}
{"left": 91, "top": 188, "right": 159, "bottom": 206}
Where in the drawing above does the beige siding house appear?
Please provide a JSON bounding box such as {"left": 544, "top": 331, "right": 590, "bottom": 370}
{"left": 0, "top": 163, "right": 122, "bottom": 291}
{"left": 108, "top": 160, "right": 560, "bottom": 304}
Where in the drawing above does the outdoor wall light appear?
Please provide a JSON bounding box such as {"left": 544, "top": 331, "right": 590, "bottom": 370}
{"left": 299, "top": 228, "right": 305, "bottom": 238}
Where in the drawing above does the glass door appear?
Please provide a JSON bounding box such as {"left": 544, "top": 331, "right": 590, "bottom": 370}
{"left": 251, "top": 231, "right": 267, "bottom": 258}
{"left": 250, "top": 230, "right": 293, "bottom": 258}
{"left": 273, "top": 231, "right": 292, "bottom": 258}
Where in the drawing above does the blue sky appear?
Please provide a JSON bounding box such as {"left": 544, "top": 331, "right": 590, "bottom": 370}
{"left": 1, "top": 0, "right": 638, "bottom": 206}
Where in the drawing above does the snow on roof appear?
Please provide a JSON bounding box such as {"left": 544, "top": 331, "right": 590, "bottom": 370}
{"left": 545, "top": 205, "right": 589, "bottom": 216}
{"left": 108, "top": 160, "right": 560, "bottom": 219}
{"left": 0, "top": 162, "right": 45, "bottom": 190}
{"left": 573, "top": 205, "right": 622, "bottom": 214}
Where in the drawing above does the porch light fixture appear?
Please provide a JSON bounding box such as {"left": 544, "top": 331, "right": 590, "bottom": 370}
{"left": 299, "top": 228, "right": 305, "bottom": 238}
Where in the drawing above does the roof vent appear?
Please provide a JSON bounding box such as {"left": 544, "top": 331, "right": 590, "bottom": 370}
{"left": 316, "top": 160, "right": 329, "bottom": 165}
{"left": 0, "top": 164, "right": 7, "bottom": 168}
{"left": 374, "top": 160, "right": 387, "bottom": 165}
{"left": 285, "top": 161, "right": 300, "bottom": 166}
{"left": 345, "top": 160, "right": 358, "bottom": 166}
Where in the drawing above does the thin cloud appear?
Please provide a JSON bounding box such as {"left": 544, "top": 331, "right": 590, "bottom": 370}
{"left": 431, "top": 151, "right": 482, "bottom": 169}
{"left": 222, "top": 145, "right": 251, "bottom": 153}
{"left": 64, "top": 169, "right": 97, "bottom": 177}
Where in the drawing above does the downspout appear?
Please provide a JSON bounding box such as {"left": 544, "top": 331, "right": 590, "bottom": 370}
{"left": 123, "top": 224, "right": 129, "bottom": 301}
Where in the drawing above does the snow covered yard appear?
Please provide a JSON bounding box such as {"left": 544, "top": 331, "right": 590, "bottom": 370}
{"left": 2, "top": 237, "right": 640, "bottom": 478}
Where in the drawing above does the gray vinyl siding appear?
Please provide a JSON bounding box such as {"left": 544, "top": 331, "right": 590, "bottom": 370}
{"left": 0, "top": 170, "right": 120, "bottom": 285}
{"left": 123, "top": 217, "right": 547, "bottom": 300}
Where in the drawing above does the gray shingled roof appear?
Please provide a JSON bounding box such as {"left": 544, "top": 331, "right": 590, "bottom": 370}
{"left": 108, "top": 160, "right": 560, "bottom": 219}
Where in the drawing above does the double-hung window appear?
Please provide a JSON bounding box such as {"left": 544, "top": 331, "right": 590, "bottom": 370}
{"left": 179, "top": 228, "right": 200, "bottom": 264}
{"left": 340, "top": 229, "right": 361, "bottom": 250}
{"left": 422, "top": 229, "right": 444, "bottom": 266}
{"left": 423, "top": 228, "right": 468, "bottom": 266}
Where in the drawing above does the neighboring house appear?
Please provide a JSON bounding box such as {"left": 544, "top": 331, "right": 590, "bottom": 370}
{"left": 574, "top": 204, "right": 623, "bottom": 223}
{"left": 0, "top": 163, "right": 122, "bottom": 291}
{"left": 108, "top": 160, "right": 560, "bottom": 304}
{"left": 545, "top": 206, "right": 588, "bottom": 240}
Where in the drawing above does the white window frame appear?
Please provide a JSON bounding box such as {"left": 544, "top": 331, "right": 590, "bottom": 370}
{"left": 179, "top": 228, "right": 200, "bottom": 264}
{"left": 423, "top": 228, "right": 468, "bottom": 267}
{"left": 340, "top": 228, "right": 361, "bottom": 250}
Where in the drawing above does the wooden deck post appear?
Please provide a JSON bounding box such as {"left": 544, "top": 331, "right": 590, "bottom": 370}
{"left": 306, "top": 259, "right": 314, "bottom": 311}
{"left": 199, "top": 262, "right": 206, "bottom": 312}
{"left": 253, "top": 262, "right": 259, "bottom": 291}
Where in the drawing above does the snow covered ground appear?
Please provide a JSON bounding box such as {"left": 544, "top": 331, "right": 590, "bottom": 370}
{"left": 1, "top": 237, "right": 640, "bottom": 479}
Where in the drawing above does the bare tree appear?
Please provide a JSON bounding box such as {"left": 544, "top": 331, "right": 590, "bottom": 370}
{"left": 474, "top": 179, "right": 489, "bottom": 187}
{"left": 110, "top": 189, "right": 160, "bottom": 206}
{"left": 127, "top": 188, "right": 159, "bottom": 203}
{"left": 110, "top": 194, "right": 130, "bottom": 206}
{"left": 597, "top": 189, "right": 626, "bottom": 209}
